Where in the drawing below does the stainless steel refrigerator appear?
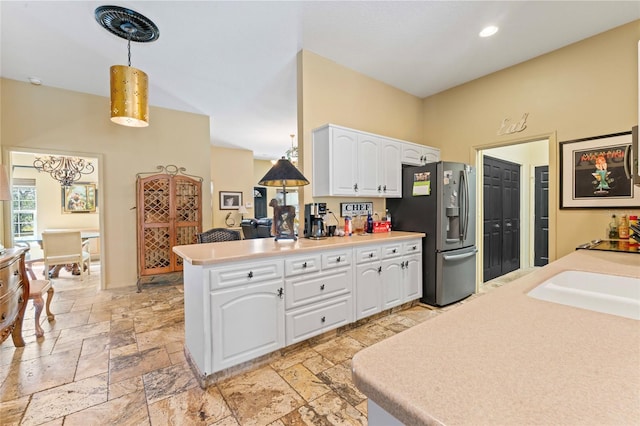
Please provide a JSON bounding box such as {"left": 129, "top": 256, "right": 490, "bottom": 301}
{"left": 387, "top": 161, "right": 477, "bottom": 306}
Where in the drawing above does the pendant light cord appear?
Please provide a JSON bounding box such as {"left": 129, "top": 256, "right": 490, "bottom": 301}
{"left": 127, "top": 33, "right": 132, "bottom": 67}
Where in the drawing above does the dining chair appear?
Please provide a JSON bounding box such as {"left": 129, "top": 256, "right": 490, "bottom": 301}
{"left": 42, "top": 230, "right": 91, "bottom": 280}
{"left": 196, "top": 228, "right": 241, "bottom": 243}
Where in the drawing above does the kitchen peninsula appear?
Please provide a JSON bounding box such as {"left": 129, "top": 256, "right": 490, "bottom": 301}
{"left": 352, "top": 249, "right": 640, "bottom": 425}
{"left": 173, "top": 231, "right": 424, "bottom": 386}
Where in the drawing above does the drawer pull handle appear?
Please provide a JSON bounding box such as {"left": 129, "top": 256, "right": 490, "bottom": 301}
{"left": 336, "top": 256, "right": 341, "bottom": 262}
{"left": 321, "top": 316, "right": 326, "bottom": 323}
{"left": 369, "top": 253, "right": 374, "bottom": 258}
{"left": 411, "top": 245, "right": 417, "bottom": 250}
{"left": 320, "top": 284, "right": 325, "bottom": 290}
{"left": 13, "top": 270, "right": 19, "bottom": 276}
{"left": 392, "top": 248, "right": 397, "bottom": 253}
{"left": 377, "top": 185, "right": 381, "bottom": 192}
{"left": 248, "top": 271, "right": 253, "bottom": 279}
{"left": 277, "top": 288, "right": 284, "bottom": 299}
{"left": 1, "top": 313, "right": 5, "bottom": 320}
{"left": 302, "top": 262, "right": 307, "bottom": 268}
{"left": 377, "top": 266, "right": 382, "bottom": 274}
{"left": 383, "top": 185, "right": 387, "bottom": 192}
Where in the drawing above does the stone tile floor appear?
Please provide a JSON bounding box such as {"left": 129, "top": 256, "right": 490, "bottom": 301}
{"left": 0, "top": 263, "right": 534, "bottom": 425}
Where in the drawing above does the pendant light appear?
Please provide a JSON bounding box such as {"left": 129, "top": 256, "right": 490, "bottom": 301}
{"left": 95, "top": 6, "right": 159, "bottom": 127}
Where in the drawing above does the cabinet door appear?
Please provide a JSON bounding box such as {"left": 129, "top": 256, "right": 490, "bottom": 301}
{"left": 357, "top": 134, "right": 381, "bottom": 196}
{"left": 381, "top": 258, "right": 403, "bottom": 310}
{"left": 210, "top": 281, "right": 284, "bottom": 371}
{"left": 401, "top": 142, "right": 424, "bottom": 166}
{"left": 422, "top": 147, "right": 440, "bottom": 164}
{"left": 403, "top": 254, "right": 422, "bottom": 301}
{"left": 355, "top": 263, "right": 382, "bottom": 320}
{"left": 331, "top": 128, "right": 359, "bottom": 196}
{"left": 380, "top": 140, "right": 402, "bottom": 197}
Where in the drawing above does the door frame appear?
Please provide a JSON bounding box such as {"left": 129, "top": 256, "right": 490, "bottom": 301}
{"left": 472, "top": 133, "right": 555, "bottom": 291}
{"left": 3, "top": 146, "right": 106, "bottom": 290}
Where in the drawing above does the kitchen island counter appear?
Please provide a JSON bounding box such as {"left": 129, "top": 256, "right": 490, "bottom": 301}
{"left": 173, "top": 231, "right": 424, "bottom": 265}
{"left": 352, "top": 250, "right": 640, "bottom": 425}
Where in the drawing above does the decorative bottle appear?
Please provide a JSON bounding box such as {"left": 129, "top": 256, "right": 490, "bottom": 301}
{"left": 366, "top": 212, "right": 373, "bottom": 233}
{"left": 608, "top": 214, "right": 618, "bottom": 239}
{"left": 618, "top": 214, "right": 629, "bottom": 239}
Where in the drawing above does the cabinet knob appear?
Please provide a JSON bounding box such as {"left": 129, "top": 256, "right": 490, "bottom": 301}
{"left": 302, "top": 262, "right": 307, "bottom": 268}
{"left": 18, "top": 297, "right": 23, "bottom": 304}
{"left": 247, "top": 271, "right": 253, "bottom": 279}
{"left": 320, "top": 284, "right": 325, "bottom": 291}
{"left": 0, "top": 280, "right": 3, "bottom": 288}
{"left": 377, "top": 266, "right": 382, "bottom": 274}
{"left": 377, "top": 185, "right": 382, "bottom": 192}
{"left": 354, "top": 183, "right": 358, "bottom": 192}
{"left": 369, "top": 253, "right": 374, "bottom": 258}
{"left": 392, "top": 248, "right": 397, "bottom": 253}
{"left": 1, "top": 313, "right": 5, "bottom": 320}
{"left": 13, "top": 270, "right": 19, "bottom": 276}
{"left": 383, "top": 185, "right": 387, "bottom": 192}
{"left": 412, "top": 245, "right": 417, "bottom": 250}
{"left": 321, "top": 316, "right": 326, "bottom": 323}
{"left": 336, "top": 256, "right": 341, "bottom": 263}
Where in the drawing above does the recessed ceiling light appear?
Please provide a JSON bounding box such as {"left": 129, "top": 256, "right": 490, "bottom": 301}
{"left": 479, "top": 26, "right": 499, "bottom": 38}
{"left": 28, "top": 76, "right": 42, "bottom": 85}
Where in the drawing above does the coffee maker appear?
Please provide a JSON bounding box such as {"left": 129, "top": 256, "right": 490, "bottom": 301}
{"left": 304, "top": 203, "right": 327, "bottom": 239}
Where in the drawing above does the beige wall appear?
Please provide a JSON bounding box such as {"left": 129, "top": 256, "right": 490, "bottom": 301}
{"left": 298, "top": 50, "right": 424, "bottom": 228}
{"left": 210, "top": 146, "right": 254, "bottom": 228}
{"left": 422, "top": 20, "right": 640, "bottom": 259}
{"left": 1, "top": 78, "right": 212, "bottom": 288}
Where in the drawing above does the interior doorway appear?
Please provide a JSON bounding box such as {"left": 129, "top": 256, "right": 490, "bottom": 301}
{"left": 483, "top": 156, "right": 521, "bottom": 282}
{"left": 534, "top": 166, "right": 549, "bottom": 266}
{"left": 478, "top": 138, "right": 549, "bottom": 282}
{"left": 253, "top": 187, "right": 267, "bottom": 218}
{"left": 6, "top": 149, "right": 104, "bottom": 289}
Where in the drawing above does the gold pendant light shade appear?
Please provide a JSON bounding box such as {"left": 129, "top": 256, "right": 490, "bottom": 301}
{"left": 110, "top": 65, "right": 149, "bottom": 127}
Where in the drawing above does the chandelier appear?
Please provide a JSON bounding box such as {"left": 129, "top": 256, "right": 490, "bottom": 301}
{"left": 285, "top": 134, "right": 298, "bottom": 164}
{"left": 95, "top": 6, "right": 159, "bottom": 127}
{"left": 33, "top": 156, "right": 95, "bottom": 187}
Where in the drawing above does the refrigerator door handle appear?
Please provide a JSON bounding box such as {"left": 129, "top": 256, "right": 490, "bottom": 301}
{"left": 460, "top": 169, "right": 469, "bottom": 241}
{"left": 442, "top": 249, "right": 478, "bottom": 261}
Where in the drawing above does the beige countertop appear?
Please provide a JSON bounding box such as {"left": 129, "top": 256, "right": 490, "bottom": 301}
{"left": 352, "top": 250, "right": 640, "bottom": 425}
{"left": 173, "top": 231, "right": 425, "bottom": 265}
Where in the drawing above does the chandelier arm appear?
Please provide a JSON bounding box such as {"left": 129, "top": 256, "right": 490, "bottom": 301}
{"left": 33, "top": 156, "right": 95, "bottom": 187}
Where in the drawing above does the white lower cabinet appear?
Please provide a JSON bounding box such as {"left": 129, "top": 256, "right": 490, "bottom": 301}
{"left": 186, "top": 238, "right": 421, "bottom": 376}
{"left": 356, "top": 239, "right": 423, "bottom": 318}
{"left": 210, "top": 280, "right": 285, "bottom": 371}
{"left": 285, "top": 295, "right": 352, "bottom": 345}
{"left": 284, "top": 248, "right": 353, "bottom": 345}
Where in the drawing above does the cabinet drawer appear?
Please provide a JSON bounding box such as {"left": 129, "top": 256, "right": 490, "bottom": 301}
{"left": 0, "top": 283, "right": 25, "bottom": 330}
{"left": 284, "top": 254, "right": 321, "bottom": 277}
{"left": 209, "top": 259, "right": 283, "bottom": 290}
{"left": 403, "top": 240, "right": 422, "bottom": 255}
{"left": 355, "top": 246, "right": 380, "bottom": 264}
{"left": 285, "top": 269, "right": 351, "bottom": 310}
{"left": 285, "top": 295, "right": 352, "bottom": 345}
{"left": 0, "top": 258, "right": 22, "bottom": 298}
{"left": 381, "top": 243, "right": 402, "bottom": 259}
{"left": 321, "top": 249, "right": 352, "bottom": 270}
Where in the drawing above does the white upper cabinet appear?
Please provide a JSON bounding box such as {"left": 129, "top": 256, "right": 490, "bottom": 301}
{"left": 312, "top": 124, "right": 403, "bottom": 198}
{"left": 401, "top": 142, "right": 440, "bottom": 166}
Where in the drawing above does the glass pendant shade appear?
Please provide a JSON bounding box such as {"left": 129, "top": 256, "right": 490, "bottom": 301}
{"left": 110, "top": 65, "right": 149, "bottom": 127}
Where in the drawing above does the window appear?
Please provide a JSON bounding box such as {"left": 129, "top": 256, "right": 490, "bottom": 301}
{"left": 12, "top": 179, "right": 36, "bottom": 238}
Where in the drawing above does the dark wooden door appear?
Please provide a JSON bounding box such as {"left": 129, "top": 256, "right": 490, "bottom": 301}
{"left": 483, "top": 156, "right": 521, "bottom": 282}
{"left": 254, "top": 187, "right": 267, "bottom": 218}
{"left": 534, "top": 166, "right": 549, "bottom": 266}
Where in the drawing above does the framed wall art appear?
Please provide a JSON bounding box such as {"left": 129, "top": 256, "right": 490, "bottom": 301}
{"left": 62, "top": 182, "right": 97, "bottom": 213}
{"left": 559, "top": 131, "right": 638, "bottom": 208}
{"left": 220, "top": 191, "right": 242, "bottom": 210}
